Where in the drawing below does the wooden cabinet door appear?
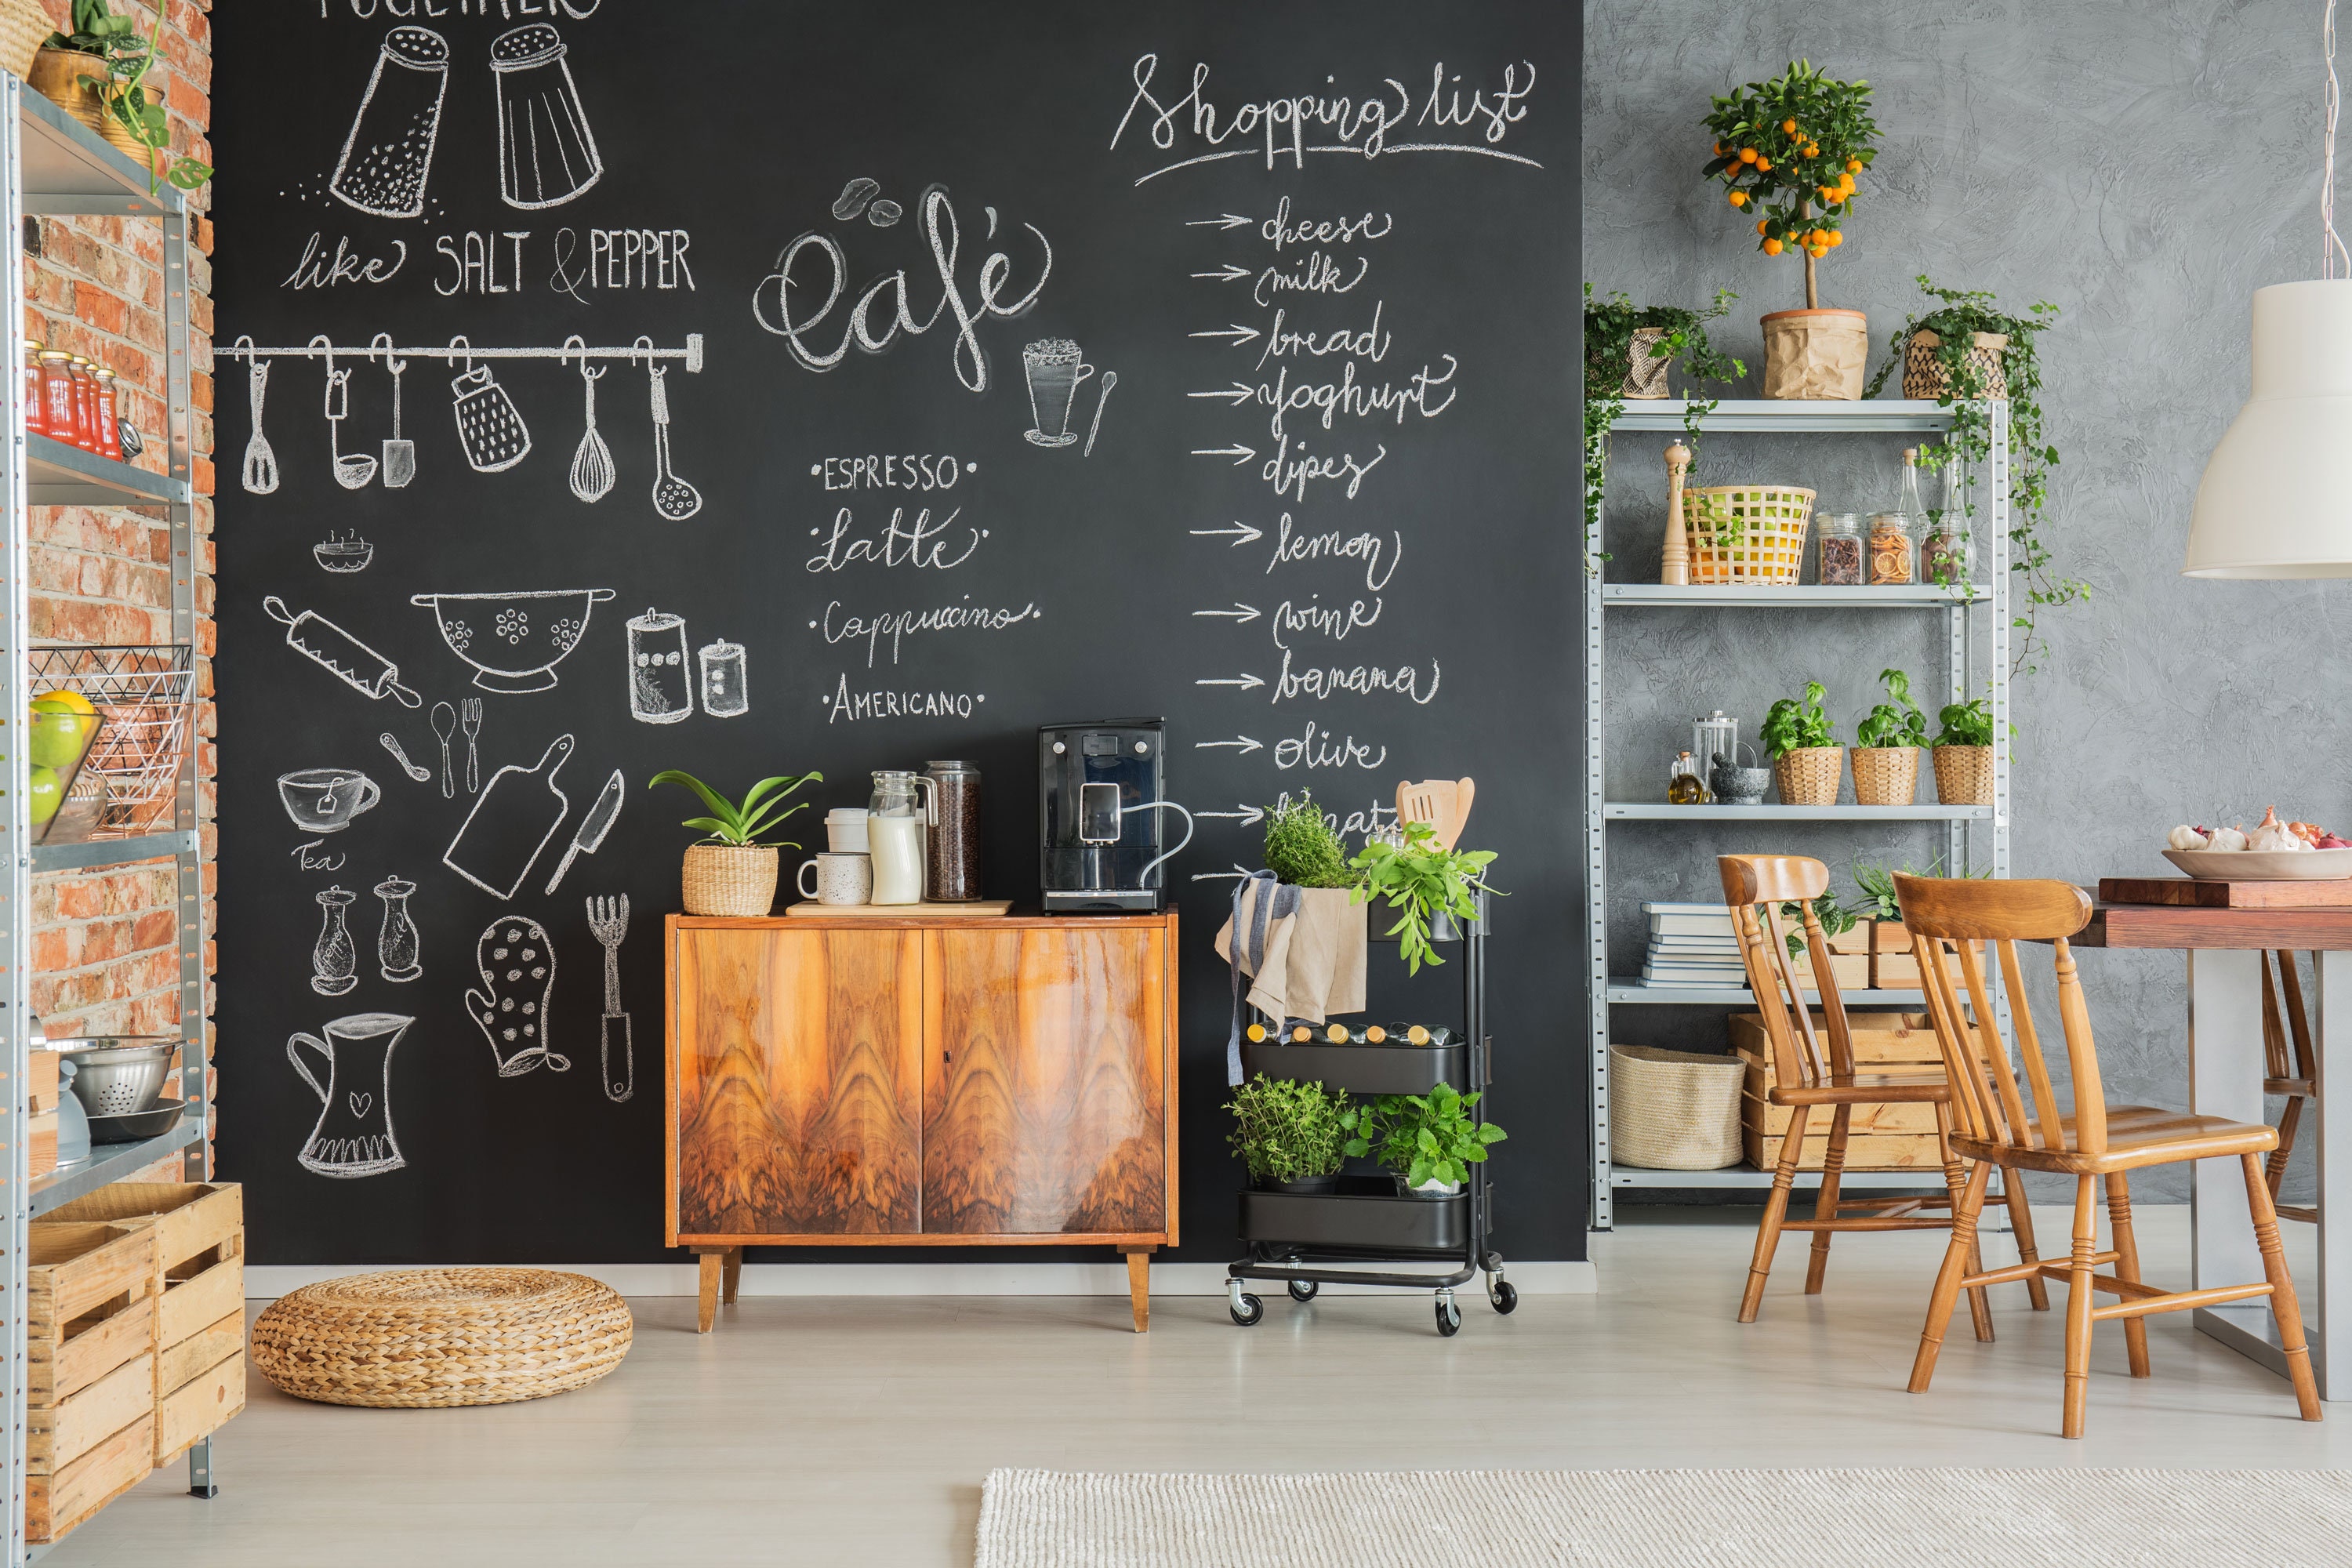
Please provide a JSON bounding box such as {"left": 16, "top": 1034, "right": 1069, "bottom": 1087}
{"left": 921, "top": 926, "right": 1168, "bottom": 1236}
{"left": 670, "top": 926, "right": 923, "bottom": 1240}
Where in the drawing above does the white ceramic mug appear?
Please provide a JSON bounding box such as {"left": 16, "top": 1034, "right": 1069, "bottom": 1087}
{"left": 799, "top": 851, "right": 872, "bottom": 906}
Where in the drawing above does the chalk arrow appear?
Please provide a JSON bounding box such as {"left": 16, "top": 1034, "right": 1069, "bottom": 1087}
{"left": 1196, "top": 805, "right": 1268, "bottom": 826}
{"left": 1189, "top": 323, "right": 1261, "bottom": 347}
{"left": 1192, "top": 866, "right": 1254, "bottom": 882}
{"left": 1192, "top": 603, "right": 1262, "bottom": 624}
{"left": 1189, "top": 520, "right": 1264, "bottom": 546}
{"left": 1186, "top": 213, "right": 1253, "bottom": 230}
{"left": 1196, "top": 672, "right": 1265, "bottom": 691}
{"left": 1195, "top": 735, "right": 1265, "bottom": 754}
{"left": 1191, "top": 444, "right": 1258, "bottom": 465}
{"left": 1187, "top": 383, "right": 1254, "bottom": 405}
{"left": 1191, "top": 263, "right": 1250, "bottom": 282}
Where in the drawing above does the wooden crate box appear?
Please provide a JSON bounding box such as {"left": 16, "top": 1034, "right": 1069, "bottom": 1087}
{"left": 38, "top": 1182, "right": 244, "bottom": 1465}
{"left": 1729, "top": 1011, "right": 1952, "bottom": 1083}
{"left": 1744, "top": 1127, "right": 1946, "bottom": 1171}
{"left": 25, "top": 1222, "right": 158, "bottom": 1544}
{"left": 1739, "top": 1091, "right": 1942, "bottom": 1137}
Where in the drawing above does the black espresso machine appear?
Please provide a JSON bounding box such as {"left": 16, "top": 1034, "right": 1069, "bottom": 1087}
{"left": 1039, "top": 720, "right": 1193, "bottom": 913}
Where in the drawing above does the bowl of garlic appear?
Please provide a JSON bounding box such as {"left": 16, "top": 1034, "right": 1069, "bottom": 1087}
{"left": 2163, "top": 807, "right": 2352, "bottom": 879}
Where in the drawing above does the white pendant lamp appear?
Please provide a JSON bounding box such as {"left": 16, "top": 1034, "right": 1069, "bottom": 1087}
{"left": 2183, "top": 0, "right": 2352, "bottom": 578}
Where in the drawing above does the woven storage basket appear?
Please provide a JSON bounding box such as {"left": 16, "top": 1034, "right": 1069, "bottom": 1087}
{"left": 1933, "top": 744, "right": 1995, "bottom": 805}
{"left": 1682, "top": 484, "right": 1813, "bottom": 586}
{"left": 0, "top": 0, "right": 50, "bottom": 82}
{"left": 249, "top": 1268, "right": 632, "bottom": 1409}
{"left": 1609, "top": 1045, "right": 1744, "bottom": 1171}
{"left": 681, "top": 843, "right": 779, "bottom": 916}
{"left": 1621, "top": 326, "right": 1673, "bottom": 397}
{"left": 1851, "top": 746, "right": 1919, "bottom": 807}
{"left": 1902, "top": 329, "right": 2008, "bottom": 401}
{"left": 1774, "top": 745, "right": 1844, "bottom": 807}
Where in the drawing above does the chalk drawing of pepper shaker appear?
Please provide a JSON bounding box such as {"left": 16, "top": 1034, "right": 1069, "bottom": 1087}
{"left": 312, "top": 886, "right": 358, "bottom": 996}
{"left": 375, "top": 875, "right": 421, "bottom": 983}
{"left": 626, "top": 608, "right": 693, "bottom": 724}
{"left": 330, "top": 26, "right": 449, "bottom": 219}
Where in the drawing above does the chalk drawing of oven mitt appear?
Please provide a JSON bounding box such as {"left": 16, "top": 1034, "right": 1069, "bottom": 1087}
{"left": 465, "top": 915, "right": 570, "bottom": 1079}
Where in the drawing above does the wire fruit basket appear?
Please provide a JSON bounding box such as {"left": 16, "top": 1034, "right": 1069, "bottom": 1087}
{"left": 29, "top": 645, "right": 194, "bottom": 840}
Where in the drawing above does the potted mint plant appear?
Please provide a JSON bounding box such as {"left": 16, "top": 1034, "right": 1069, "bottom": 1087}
{"left": 1341, "top": 1083, "right": 1505, "bottom": 1199}
{"left": 1225, "top": 1074, "right": 1351, "bottom": 1195}
{"left": 1851, "top": 668, "right": 1929, "bottom": 806}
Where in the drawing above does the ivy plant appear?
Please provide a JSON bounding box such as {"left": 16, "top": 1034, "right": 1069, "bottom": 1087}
{"left": 1865, "top": 277, "right": 2084, "bottom": 675}
{"left": 1700, "top": 60, "right": 1878, "bottom": 308}
{"left": 48, "top": 0, "right": 214, "bottom": 194}
{"left": 1348, "top": 820, "right": 1497, "bottom": 977}
{"left": 1225, "top": 1074, "right": 1350, "bottom": 1185}
{"left": 1853, "top": 668, "right": 1929, "bottom": 749}
{"left": 1341, "top": 1083, "right": 1505, "bottom": 1191}
{"left": 1759, "top": 679, "right": 1838, "bottom": 757}
{"left": 1581, "top": 284, "right": 1745, "bottom": 575}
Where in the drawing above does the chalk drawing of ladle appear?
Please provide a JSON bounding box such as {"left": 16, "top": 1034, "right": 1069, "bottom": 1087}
{"left": 318, "top": 337, "right": 376, "bottom": 490}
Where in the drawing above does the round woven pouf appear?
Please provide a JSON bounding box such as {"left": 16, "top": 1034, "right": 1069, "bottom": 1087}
{"left": 250, "top": 1268, "right": 632, "bottom": 1409}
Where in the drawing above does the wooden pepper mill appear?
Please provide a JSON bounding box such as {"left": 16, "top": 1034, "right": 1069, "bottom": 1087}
{"left": 1661, "top": 441, "right": 1693, "bottom": 586}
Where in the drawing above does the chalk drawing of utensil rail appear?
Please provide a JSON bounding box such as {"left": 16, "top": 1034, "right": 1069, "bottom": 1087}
{"left": 264, "top": 596, "right": 422, "bottom": 707}
{"left": 443, "top": 732, "right": 574, "bottom": 899}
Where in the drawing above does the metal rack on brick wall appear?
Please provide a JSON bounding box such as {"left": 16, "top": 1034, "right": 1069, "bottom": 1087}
{"left": 0, "top": 82, "right": 209, "bottom": 1560}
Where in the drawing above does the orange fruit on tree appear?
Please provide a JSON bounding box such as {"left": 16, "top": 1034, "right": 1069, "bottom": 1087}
{"left": 1739, "top": 147, "right": 1758, "bottom": 163}
{"left": 1762, "top": 237, "right": 1784, "bottom": 256}
{"left": 1714, "top": 140, "right": 1728, "bottom": 156}
{"left": 1781, "top": 118, "right": 1797, "bottom": 135}
{"left": 1728, "top": 189, "right": 1747, "bottom": 207}
{"left": 1755, "top": 219, "right": 1768, "bottom": 234}
{"left": 1828, "top": 229, "right": 1845, "bottom": 247}
{"left": 1847, "top": 157, "right": 1863, "bottom": 172}
{"left": 1804, "top": 145, "right": 1820, "bottom": 158}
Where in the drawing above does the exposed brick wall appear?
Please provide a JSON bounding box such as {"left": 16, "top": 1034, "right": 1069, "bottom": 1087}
{"left": 22, "top": 0, "right": 214, "bottom": 1158}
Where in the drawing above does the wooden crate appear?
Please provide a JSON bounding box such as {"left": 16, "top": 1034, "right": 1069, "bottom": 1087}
{"left": 24, "top": 1221, "right": 158, "bottom": 1545}
{"left": 27, "top": 1413, "right": 153, "bottom": 1544}
{"left": 38, "top": 1183, "right": 243, "bottom": 1464}
{"left": 1744, "top": 1126, "right": 1946, "bottom": 1171}
{"left": 28, "top": 1046, "right": 58, "bottom": 1112}
{"left": 1729, "top": 1011, "right": 1949, "bottom": 1081}
{"left": 28, "top": 1108, "right": 56, "bottom": 1177}
{"left": 1739, "top": 1090, "right": 1942, "bottom": 1137}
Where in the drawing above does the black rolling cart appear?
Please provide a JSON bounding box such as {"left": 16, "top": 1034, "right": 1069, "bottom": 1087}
{"left": 1225, "top": 892, "right": 1512, "bottom": 1336}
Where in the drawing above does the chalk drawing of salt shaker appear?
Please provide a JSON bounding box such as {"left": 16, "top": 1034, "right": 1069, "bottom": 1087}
{"left": 698, "top": 640, "right": 747, "bottom": 718}
{"left": 374, "top": 875, "right": 421, "bottom": 983}
{"left": 626, "top": 608, "right": 693, "bottom": 724}
{"left": 491, "top": 24, "right": 603, "bottom": 211}
{"left": 312, "top": 886, "right": 358, "bottom": 996}
{"left": 331, "top": 27, "right": 450, "bottom": 220}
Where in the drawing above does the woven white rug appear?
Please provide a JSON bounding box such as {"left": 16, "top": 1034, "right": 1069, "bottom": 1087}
{"left": 975, "top": 1468, "right": 2352, "bottom": 1567}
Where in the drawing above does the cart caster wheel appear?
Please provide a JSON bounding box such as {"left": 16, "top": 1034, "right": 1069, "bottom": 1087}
{"left": 1287, "top": 1279, "right": 1319, "bottom": 1303}
{"left": 1436, "top": 1293, "right": 1462, "bottom": 1337}
{"left": 1230, "top": 1292, "right": 1265, "bottom": 1327}
{"left": 1489, "top": 1279, "right": 1519, "bottom": 1316}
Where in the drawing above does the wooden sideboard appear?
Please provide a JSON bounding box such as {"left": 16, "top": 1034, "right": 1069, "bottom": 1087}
{"left": 664, "top": 912, "right": 1179, "bottom": 1331}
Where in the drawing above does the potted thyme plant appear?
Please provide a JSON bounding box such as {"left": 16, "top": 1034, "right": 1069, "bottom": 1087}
{"left": 1867, "top": 278, "right": 2082, "bottom": 673}
{"left": 1702, "top": 60, "right": 1879, "bottom": 398}
{"left": 1760, "top": 679, "right": 1843, "bottom": 807}
{"left": 1851, "top": 667, "right": 1929, "bottom": 806}
{"left": 1225, "top": 1074, "right": 1351, "bottom": 1195}
{"left": 1581, "top": 285, "right": 1745, "bottom": 574}
{"left": 1929, "top": 693, "right": 1996, "bottom": 807}
{"left": 1341, "top": 1083, "right": 1506, "bottom": 1199}
{"left": 649, "top": 768, "right": 822, "bottom": 916}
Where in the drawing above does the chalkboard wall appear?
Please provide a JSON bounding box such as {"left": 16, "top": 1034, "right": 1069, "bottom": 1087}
{"left": 212, "top": 1, "right": 1584, "bottom": 1267}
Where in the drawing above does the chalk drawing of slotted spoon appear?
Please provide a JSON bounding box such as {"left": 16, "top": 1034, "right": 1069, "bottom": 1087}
{"left": 241, "top": 343, "right": 278, "bottom": 495}
{"left": 646, "top": 361, "right": 701, "bottom": 521}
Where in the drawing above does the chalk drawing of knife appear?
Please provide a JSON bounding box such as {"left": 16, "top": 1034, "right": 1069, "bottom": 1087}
{"left": 544, "top": 769, "right": 624, "bottom": 895}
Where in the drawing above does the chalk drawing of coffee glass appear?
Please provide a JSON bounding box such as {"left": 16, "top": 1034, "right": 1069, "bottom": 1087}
{"left": 289, "top": 1012, "right": 410, "bottom": 1178}
{"left": 1022, "top": 339, "right": 1095, "bottom": 447}
{"left": 278, "top": 768, "right": 381, "bottom": 833}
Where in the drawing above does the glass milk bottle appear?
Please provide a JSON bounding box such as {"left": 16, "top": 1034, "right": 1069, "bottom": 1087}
{"left": 868, "top": 771, "right": 933, "bottom": 905}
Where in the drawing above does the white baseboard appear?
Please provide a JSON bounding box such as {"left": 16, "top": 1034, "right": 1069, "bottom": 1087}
{"left": 243, "top": 1259, "right": 1599, "bottom": 1301}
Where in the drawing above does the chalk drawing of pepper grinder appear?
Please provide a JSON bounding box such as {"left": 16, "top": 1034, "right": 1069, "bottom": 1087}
{"left": 312, "top": 886, "right": 358, "bottom": 996}
{"left": 375, "top": 875, "right": 421, "bottom": 984}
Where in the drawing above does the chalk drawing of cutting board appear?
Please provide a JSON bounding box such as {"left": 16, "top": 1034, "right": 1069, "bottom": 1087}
{"left": 444, "top": 733, "right": 573, "bottom": 898}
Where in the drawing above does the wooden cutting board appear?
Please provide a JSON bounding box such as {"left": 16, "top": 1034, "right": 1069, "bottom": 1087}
{"left": 784, "top": 901, "right": 1014, "bottom": 918}
{"left": 2097, "top": 877, "right": 2352, "bottom": 909}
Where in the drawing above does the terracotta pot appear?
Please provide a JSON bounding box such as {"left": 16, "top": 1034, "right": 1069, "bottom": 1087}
{"left": 1773, "top": 746, "right": 1845, "bottom": 808}
{"left": 1851, "top": 747, "right": 1920, "bottom": 807}
{"left": 681, "top": 844, "right": 779, "bottom": 916}
{"left": 1902, "top": 329, "right": 2008, "bottom": 401}
{"left": 1932, "top": 745, "right": 1995, "bottom": 807}
{"left": 1759, "top": 308, "right": 1869, "bottom": 400}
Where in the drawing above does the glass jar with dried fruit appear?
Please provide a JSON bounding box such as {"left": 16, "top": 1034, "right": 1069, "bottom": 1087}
{"left": 1816, "top": 511, "right": 1864, "bottom": 584}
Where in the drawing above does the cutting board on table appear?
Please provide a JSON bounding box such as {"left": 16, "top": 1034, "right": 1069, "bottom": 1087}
{"left": 2099, "top": 877, "right": 2352, "bottom": 909}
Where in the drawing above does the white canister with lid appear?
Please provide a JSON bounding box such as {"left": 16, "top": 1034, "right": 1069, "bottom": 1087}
{"left": 826, "top": 808, "right": 872, "bottom": 854}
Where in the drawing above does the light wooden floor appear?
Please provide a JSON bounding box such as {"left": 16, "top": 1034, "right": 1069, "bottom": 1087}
{"left": 45, "top": 1207, "right": 2344, "bottom": 1567}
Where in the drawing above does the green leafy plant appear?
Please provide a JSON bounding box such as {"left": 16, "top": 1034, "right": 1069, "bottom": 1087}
{"left": 1701, "top": 60, "right": 1879, "bottom": 307}
{"left": 47, "top": 0, "right": 214, "bottom": 194}
{"left": 648, "top": 769, "right": 822, "bottom": 848}
{"left": 1348, "top": 820, "right": 1497, "bottom": 976}
{"left": 1778, "top": 891, "right": 1856, "bottom": 958}
{"left": 1933, "top": 695, "right": 1994, "bottom": 750}
{"left": 1261, "top": 791, "right": 1358, "bottom": 888}
{"left": 1853, "top": 668, "right": 1929, "bottom": 749}
{"left": 1848, "top": 856, "right": 1990, "bottom": 926}
{"left": 1224, "top": 1074, "right": 1351, "bottom": 1185}
{"left": 1341, "top": 1083, "right": 1505, "bottom": 1191}
{"left": 1759, "top": 680, "right": 1838, "bottom": 757}
{"left": 1865, "top": 278, "right": 2082, "bottom": 675}
{"left": 1581, "top": 284, "right": 1747, "bottom": 574}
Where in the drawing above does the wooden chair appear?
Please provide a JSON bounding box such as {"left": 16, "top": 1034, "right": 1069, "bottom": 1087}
{"left": 1900, "top": 874, "right": 2321, "bottom": 1438}
{"left": 1719, "top": 855, "right": 2047, "bottom": 1328}
{"left": 1396, "top": 778, "right": 1473, "bottom": 851}
{"left": 2260, "top": 949, "right": 2320, "bottom": 1224}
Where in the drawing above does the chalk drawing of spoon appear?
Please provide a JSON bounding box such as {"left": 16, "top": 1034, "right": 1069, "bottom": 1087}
{"left": 1084, "top": 370, "right": 1117, "bottom": 458}
{"left": 379, "top": 733, "right": 431, "bottom": 783}
{"left": 645, "top": 353, "right": 701, "bottom": 521}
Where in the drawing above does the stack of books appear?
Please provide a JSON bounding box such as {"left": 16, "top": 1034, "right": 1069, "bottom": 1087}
{"left": 1638, "top": 902, "right": 1748, "bottom": 989}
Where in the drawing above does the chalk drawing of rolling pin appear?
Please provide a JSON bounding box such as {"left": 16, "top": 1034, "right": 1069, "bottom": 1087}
{"left": 264, "top": 596, "right": 423, "bottom": 707}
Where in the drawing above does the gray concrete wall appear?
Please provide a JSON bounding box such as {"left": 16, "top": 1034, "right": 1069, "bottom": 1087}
{"left": 1585, "top": 2, "right": 2330, "bottom": 1200}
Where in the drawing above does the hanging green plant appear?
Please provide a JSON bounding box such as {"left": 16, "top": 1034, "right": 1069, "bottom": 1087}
{"left": 1866, "top": 277, "right": 2084, "bottom": 675}
{"left": 1581, "top": 284, "right": 1744, "bottom": 575}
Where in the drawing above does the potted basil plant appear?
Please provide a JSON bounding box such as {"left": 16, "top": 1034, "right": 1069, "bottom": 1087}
{"left": 1760, "top": 679, "right": 1843, "bottom": 807}
{"left": 649, "top": 768, "right": 822, "bottom": 916}
{"left": 1342, "top": 1083, "right": 1505, "bottom": 1199}
{"left": 1851, "top": 667, "right": 1929, "bottom": 807}
{"left": 1225, "top": 1073, "right": 1351, "bottom": 1195}
{"left": 1930, "top": 695, "right": 1996, "bottom": 806}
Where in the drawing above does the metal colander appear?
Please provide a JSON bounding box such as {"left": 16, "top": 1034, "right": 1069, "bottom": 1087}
{"left": 56, "top": 1038, "right": 176, "bottom": 1116}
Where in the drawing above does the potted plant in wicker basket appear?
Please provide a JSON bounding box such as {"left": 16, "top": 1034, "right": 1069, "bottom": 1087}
{"left": 1851, "top": 668, "right": 1928, "bottom": 806}
{"left": 1761, "top": 679, "right": 1843, "bottom": 806}
{"left": 1930, "top": 695, "right": 1996, "bottom": 806}
{"left": 1702, "top": 60, "right": 1879, "bottom": 399}
{"left": 1581, "top": 285, "right": 1746, "bottom": 575}
{"left": 1225, "top": 1074, "right": 1351, "bottom": 1196}
{"left": 649, "top": 768, "right": 822, "bottom": 916}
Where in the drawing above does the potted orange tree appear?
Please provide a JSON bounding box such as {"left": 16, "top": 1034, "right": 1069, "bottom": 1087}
{"left": 1702, "top": 60, "right": 1878, "bottom": 398}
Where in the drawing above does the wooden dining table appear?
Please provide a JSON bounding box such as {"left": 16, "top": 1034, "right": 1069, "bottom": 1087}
{"left": 2072, "top": 898, "right": 2350, "bottom": 1397}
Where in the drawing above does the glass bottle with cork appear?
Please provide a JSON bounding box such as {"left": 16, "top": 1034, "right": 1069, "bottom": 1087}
{"left": 1922, "top": 449, "right": 1971, "bottom": 586}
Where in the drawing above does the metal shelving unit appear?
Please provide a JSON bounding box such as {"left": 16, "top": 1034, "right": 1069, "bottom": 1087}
{"left": 2, "top": 78, "right": 208, "bottom": 1563}
{"left": 1586, "top": 398, "right": 2010, "bottom": 1229}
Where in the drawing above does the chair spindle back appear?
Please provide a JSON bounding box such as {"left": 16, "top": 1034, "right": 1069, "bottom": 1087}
{"left": 1718, "top": 855, "right": 1853, "bottom": 1091}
